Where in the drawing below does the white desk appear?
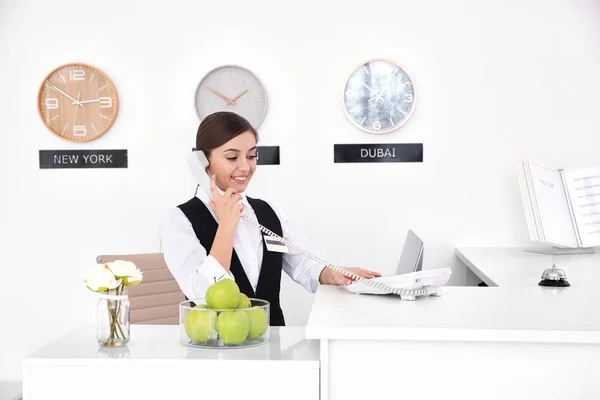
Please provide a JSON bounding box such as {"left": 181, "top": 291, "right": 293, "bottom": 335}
{"left": 20, "top": 248, "right": 600, "bottom": 400}
{"left": 307, "top": 284, "right": 600, "bottom": 344}
{"left": 22, "top": 325, "right": 319, "bottom": 400}
{"left": 306, "top": 283, "right": 600, "bottom": 400}
{"left": 456, "top": 246, "right": 600, "bottom": 287}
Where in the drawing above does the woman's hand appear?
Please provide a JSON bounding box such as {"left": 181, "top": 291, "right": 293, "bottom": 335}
{"left": 208, "top": 174, "right": 243, "bottom": 232}
{"left": 319, "top": 267, "right": 381, "bottom": 286}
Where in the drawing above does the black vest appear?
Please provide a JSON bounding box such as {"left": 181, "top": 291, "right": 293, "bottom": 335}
{"left": 178, "top": 196, "right": 286, "bottom": 326}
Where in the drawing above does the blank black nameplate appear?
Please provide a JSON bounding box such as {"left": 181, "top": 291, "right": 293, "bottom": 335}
{"left": 255, "top": 146, "right": 280, "bottom": 165}
{"left": 334, "top": 143, "right": 423, "bottom": 163}
{"left": 39, "top": 150, "right": 128, "bottom": 169}
{"left": 192, "top": 146, "right": 280, "bottom": 165}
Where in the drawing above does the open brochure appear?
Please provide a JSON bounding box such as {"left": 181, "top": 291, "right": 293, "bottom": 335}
{"left": 516, "top": 160, "right": 600, "bottom": 248}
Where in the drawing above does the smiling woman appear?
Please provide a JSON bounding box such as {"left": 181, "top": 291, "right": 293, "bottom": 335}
{"left": 160, "top": 111, "right": 380, "bottom": 326}
{"left": 194, "top": 112, "right": 259, "bottom": 194}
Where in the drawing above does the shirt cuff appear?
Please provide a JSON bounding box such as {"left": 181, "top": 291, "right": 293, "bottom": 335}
{"left": 197, "top": 255, "right": 235, "bottom": 286}
{"left": 310, "top": 263, "right": 327, "bottom": 292}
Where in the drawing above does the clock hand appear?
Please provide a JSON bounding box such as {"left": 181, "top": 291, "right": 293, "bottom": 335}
{"left": 361, "top": 82, "right": 384, "bottom": 102}
{"left": 207, "top": 88, "right": 235, "bottom": 105}
{"left": 374, "top": 78, "right": 393, "bottom": 102}
{"left": 230, "top": 89, "right": 248, "bottom": 103}
{"left": 73, "top": 90, "right": 81, "bottom": 127}
{"left": 73, "top": 99, "right": 101, "bottom": 105}
{"left": 369, "top": 81, "right": 411, "bottom": 101}
{"left": 368, "top": 87, "right": 405, "bottom": 102}
{"left": 50, "top": 85, "right": 83, "bottom": 107}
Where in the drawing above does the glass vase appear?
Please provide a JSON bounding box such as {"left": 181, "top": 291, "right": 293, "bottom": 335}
{"left": 96, "top": 288, "right": 130, "bottom": 347}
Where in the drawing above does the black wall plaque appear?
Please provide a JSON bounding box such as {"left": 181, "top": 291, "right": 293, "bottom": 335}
{"left": 334, "top": 143, "right": 423, "bottom": 163}
{"left": 39, "top": 150, "right": 128, "bottom": 169}
{"left": 255, "top": 146, "right": 280, "bottom": 165}
{"left": 192, "top": 146, "right": 280, "bottom": 165}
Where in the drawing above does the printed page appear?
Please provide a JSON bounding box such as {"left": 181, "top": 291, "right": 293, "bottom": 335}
{"left": 526, "top": 161, "right": 546, "bottom": 241}
{"left": 516, "top": 161, "right": 540, "bottom": 242}
{"left": 527, "top": 161, "right": 578, "bottom": 248}
{"left": 524, "top": 161, "right": 546, "bottom": 242}
{"left": 562, "top": 167, "right": 600, "bottom": 247}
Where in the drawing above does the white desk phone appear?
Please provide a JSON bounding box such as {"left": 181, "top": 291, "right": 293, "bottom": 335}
{"left": 187, "top": 150, "right": 451, "bottom": 300}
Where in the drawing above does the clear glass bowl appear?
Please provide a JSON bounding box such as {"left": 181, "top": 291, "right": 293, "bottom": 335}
{"left": 180, "top": 298, "right": 270, "bottom": 348}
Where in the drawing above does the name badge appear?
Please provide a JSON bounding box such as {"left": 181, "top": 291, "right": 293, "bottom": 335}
{"left": 263, "top": 235, "right": 289, "bottom": 253}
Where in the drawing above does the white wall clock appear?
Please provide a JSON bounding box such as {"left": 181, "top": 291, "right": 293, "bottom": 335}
{"left": 194, "top": 65, "right": 268, "bottom": 128}
{"left": 342, "top": 58, "right": 415, "bottom": 134}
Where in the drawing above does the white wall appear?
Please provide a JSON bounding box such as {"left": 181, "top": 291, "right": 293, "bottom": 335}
{"left": 2, "top": 0, "right": 600, "bottom": 381}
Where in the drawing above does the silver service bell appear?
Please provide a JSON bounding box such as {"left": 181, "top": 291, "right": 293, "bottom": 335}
{"left": 538, "top": 264, "right": 570, "bottom": 287}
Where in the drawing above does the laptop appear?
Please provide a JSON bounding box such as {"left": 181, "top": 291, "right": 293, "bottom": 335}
{"left": 346, "top": 229, "right": 443, "bottom": 295}
{"left": 394, "top": 229, "right": 424, "bottom": 275}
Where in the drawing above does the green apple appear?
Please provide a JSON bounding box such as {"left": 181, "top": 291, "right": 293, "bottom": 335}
{"left": 184, "top": 308, "right": 217, "bottom": 343}
{"left": 246, "top": 307, "right": 268, "bottom": 340}
{"left": 205, "top": 279, "right": 240, "bottom": 309}
{"left": 216, "top": 310, "right": 250, "bottom": 345}
{"left": 236, "top": 293, "right": 251, "bottom": 309}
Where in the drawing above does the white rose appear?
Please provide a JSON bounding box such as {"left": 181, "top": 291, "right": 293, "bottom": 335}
{"left": 85, "top": 264, "right": 122, "bottom": 292}
{"left": 122, "top": 267, "right": 143, "bottom": 286}
{"left": 108, "top": 260, "right": 143, "bottom": 286}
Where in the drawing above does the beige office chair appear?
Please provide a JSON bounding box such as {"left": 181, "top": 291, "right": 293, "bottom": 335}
{"left": 96, "top": 253, "right": 185, "bottom": 325}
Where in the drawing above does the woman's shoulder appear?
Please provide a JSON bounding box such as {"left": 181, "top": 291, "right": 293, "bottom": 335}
{"left": 161, "top": 196, "right": 214, "bottom": 229}
{"left": 160, "top": 206, "right": 189, "bottom": 229}
{"left": 161, "top": 196, "right": 202, "bottom": 226}
{"left": 165, "top": 196, "right": 211, "bottom": 220}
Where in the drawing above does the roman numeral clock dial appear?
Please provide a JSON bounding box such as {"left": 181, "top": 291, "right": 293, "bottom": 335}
{"left": 37, "top": 63, "right": 119, "bottom": 142}
{"left": 343, "top": 59, "right": 415, "bottom": 134}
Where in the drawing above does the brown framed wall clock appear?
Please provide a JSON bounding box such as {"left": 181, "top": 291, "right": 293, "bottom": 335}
{"left": 37, "top": 63, "right": 119, "bottom": 142}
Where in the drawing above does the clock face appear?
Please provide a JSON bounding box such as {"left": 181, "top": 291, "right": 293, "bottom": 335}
{"left": 37, "top": 63, "right": 118, "bottom": 142}
{"left": 195, "top": 65, "right": 268, "bottom": 128}
{"left": 343, "top": 59, "right": 415, "bottom": 134}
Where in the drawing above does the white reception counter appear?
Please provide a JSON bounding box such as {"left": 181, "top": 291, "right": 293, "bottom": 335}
{"left": 305, "top": 247, "right": 600, "bottom": 400}
{"left": 22, "top": 247, "right": 600, "bottom": 400}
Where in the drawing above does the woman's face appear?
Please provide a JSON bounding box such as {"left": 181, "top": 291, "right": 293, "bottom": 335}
{"left": 206, "top": 130, "right": 257, "bottom": 193}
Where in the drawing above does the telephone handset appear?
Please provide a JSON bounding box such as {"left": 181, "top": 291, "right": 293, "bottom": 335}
{"left": 187, "top": 151, "right": 214, "bottom": 201}
{"left": 187, "top": 150, "right": 448, "bottom": 300}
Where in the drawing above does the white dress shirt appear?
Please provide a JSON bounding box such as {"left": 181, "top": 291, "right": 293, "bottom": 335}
{"left": 160, "top": 191, "right": 326, "bottom": 301}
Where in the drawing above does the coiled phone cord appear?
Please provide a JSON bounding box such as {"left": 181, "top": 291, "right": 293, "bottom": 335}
{"left": 241, "top": 214, "right": 432, "bottom": 298}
